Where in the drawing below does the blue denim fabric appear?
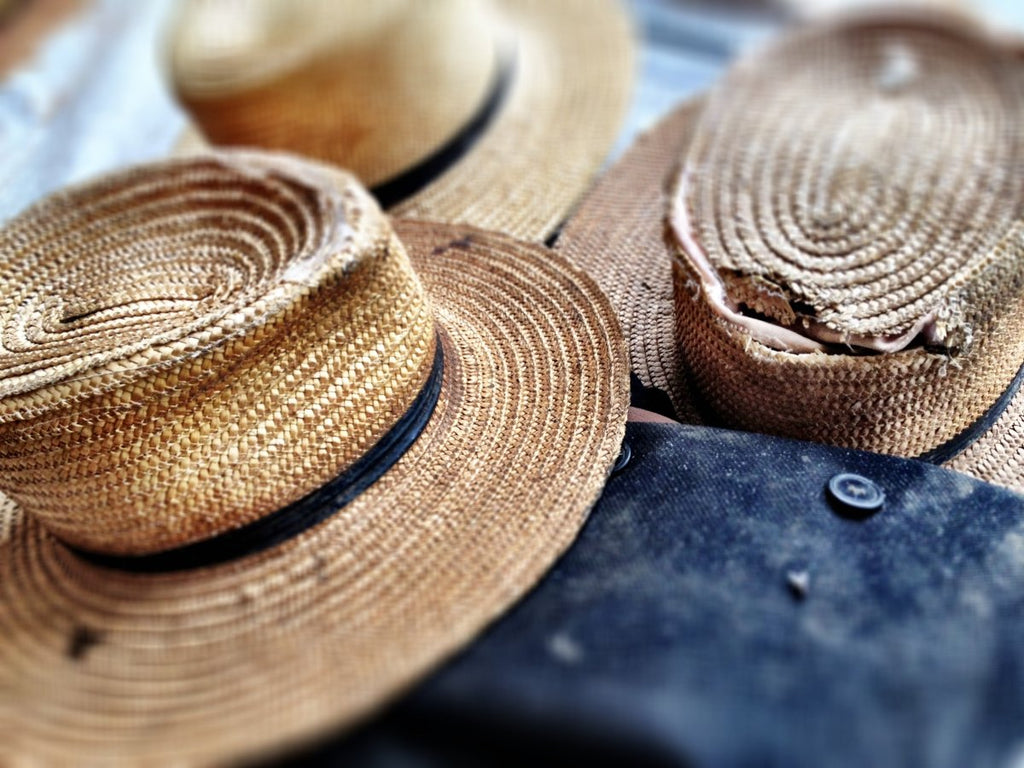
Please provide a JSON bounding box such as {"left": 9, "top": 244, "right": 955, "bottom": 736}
{"left": 285, "top": 421, "right": 1024, "bottom": 768}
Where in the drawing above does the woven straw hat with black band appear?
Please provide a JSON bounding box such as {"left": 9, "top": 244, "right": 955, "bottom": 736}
{"left": 558, "top": 10, "right": 1024, "bottom": 492}
{"left": 169, "top": 0, "right": 634, "bottom": 242}
{"left": 0, "top": 150, "right": 628, "bottom": 765}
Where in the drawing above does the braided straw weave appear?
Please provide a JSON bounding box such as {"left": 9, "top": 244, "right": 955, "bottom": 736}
{"left": 170, "top": 0, "right": 635, "bottom": 242}
{"left": 557, "top": 99, "right": 707, "bottom": 423}
{"left": 0, "top": 152, "right": 628, "bottom": 764}
{"left": 0, "top": 150, "right": 435, "bottom": 555}
{"left": 669, "top": 13, "right": 1024, "bottom": 460}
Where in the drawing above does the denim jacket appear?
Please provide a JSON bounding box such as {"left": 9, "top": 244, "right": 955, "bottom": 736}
{"left": 287, "top": 420, "right": 1024, "bottom": 768}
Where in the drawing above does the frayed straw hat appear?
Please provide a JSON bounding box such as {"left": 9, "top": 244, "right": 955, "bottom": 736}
{"left": 168, "top": 0, "right": 634, "bottom": 242}
{"left": 557, "top": 10, "right": 1024, "bottom": 491}
{"left": 0, "top": 150, "right": 628, "bottom": 765}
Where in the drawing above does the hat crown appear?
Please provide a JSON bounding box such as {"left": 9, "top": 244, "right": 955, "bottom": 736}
{"left": 171, "top": 0, "right": 501, "bottom": 187}
{"left": 678, "top": 13, "right": 1024, "bottom": 348}
{"left": 0, "top": 152, "right": 436, "bottom": 556}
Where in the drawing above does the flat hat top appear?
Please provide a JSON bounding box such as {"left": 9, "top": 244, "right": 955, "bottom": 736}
{"left": 0, "top": 153, "right": 366, "bottom": 401}
{"left": 676, "top": 13, "right": 1024, "bottom": 349}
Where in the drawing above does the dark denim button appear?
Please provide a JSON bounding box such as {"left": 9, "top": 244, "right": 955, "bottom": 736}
{"left": 827, "top": 472, "right": 884, "bottom": 515}
{"left": 612, "top": 442, "right": 632, "bottom": 475}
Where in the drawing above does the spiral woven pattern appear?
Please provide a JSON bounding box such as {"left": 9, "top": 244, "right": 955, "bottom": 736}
{"left": 676, "top": 13, "right": 1024, "bottom": 345}
{"left": 556, "top": 14, "right": 1024, "bottom": 490}
{"left": 0, "top": 151, "right": 436, "bottom": 555}
{"left": 0, "top": 190, "right": 629, "bottom": 763}
{"left": 657, "top": 14, "right": 1024, "bottom": 469}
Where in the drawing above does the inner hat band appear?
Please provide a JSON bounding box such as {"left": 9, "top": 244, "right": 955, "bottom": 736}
{"left": 917, "top": 358, "right": 1024, "bottom": 465}
{"left": 371, "top": 53, "right": 514, "bottom": 208}
{"left": 70, "top": 336, "right": 445, "bottom": 574}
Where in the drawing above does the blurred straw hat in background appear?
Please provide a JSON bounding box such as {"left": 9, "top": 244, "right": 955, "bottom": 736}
{"left": 169, "top": 0, "right": 635, "bottom": 241}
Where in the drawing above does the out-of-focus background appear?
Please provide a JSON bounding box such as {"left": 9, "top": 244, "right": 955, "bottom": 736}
{"left": 2, "top": 0, "right": 1022, "bottom": 223}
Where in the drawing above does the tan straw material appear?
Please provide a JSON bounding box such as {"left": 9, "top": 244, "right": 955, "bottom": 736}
{"left": 0, "top": 0, "right": 82, "bottom": 77}
{"left": 558, "top": 10, "right": 1024, "bottom": 491}
{"left": 169, "top": 0, "right": 635, "bottom": 242}
{"left": 558, "top": 99, "right": 708, "bottom": 424}
{"left": 0, "top": 151, "right": 628, "bottom": 765}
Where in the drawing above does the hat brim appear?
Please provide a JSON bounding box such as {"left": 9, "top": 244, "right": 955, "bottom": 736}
{"left": 174, "top": 0, "right": 635, "bottom": 243}
{"left": 0, "top": 220, "right": 628, "bottom": 765}
{"left": 555, "top": 99, "right": 1024, "bottom": 492}
{"left": 557, "top": 99, "right": 706, "bottom": 423}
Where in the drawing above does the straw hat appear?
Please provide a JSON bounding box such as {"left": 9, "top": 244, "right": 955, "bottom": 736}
{"left": 0, "top": 150, "right": 628, "bottom": 764}
{"left": 168, "top": 0, "right": 635, "bottom": 242}
{"left": 557, "top": 10, "right": 1024, "bottom": 491}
